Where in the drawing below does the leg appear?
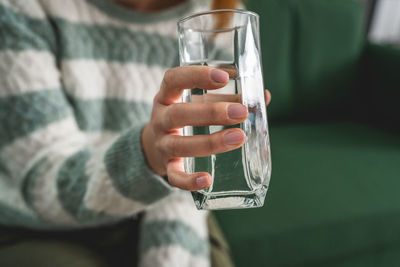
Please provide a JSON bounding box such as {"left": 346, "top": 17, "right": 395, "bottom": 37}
{"left": 208, "top": 213, "right": 235, "bottom": 267}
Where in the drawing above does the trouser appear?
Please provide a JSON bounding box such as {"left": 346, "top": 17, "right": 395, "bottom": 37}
{"left": 0, "top": 213, "right": 234, "bottom": 267}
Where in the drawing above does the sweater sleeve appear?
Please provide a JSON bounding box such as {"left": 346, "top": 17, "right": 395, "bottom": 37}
{"left": 0, "top": 1, "right": 174, "bottom": 229}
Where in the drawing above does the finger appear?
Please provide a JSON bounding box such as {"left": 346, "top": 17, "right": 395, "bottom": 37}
{"left": 157, "top": 66, "right": 229, "bottom": 105}
{"left": 159, "top": 128, "right": 245, "bottom": 157}
{"left": 167, "top": 159, "right": 212, "bottom": 191}
{"left": 265, "top": 89, "right": 271, "bottom": 106}
{"left": 163, "top": 102, "right": 248, "bottom": 129}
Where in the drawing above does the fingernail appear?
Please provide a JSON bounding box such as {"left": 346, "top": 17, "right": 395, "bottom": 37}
{"left": 210, "top": 69, "right": 229, "bottom": 83}
{"left": 195, "top": 176, "right": 210, "bottom": 188}
{"left": 224, "top": 131, "right": 245, "bottom": 146}
{"left": 228, "top": 104, "right": 247, "bottom": 119}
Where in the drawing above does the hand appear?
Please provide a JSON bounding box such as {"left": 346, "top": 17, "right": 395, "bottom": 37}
{"left": 141, "top": 66, "right": 271, "bottom": 191}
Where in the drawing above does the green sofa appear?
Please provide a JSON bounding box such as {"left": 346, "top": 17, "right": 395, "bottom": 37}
{"left": 215, "top": 0, "right": 400, "bottom": 266}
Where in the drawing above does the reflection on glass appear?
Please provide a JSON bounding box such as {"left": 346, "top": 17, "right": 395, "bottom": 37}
{"left": 178, "top": 9, "right": 271, "bottom": 210}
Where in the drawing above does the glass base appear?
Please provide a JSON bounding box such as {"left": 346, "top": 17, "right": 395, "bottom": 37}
{"left": 192, "top": 186, "right": 268, "bottom": 210}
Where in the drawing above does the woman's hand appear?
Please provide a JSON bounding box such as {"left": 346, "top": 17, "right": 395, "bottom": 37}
{"left": 141, "top": 66, "right": 271, "bottom": 191}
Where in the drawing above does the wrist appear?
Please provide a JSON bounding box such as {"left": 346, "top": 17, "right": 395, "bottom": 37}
{"left": 141, "top": 124, "right": 166, "bottom": 176}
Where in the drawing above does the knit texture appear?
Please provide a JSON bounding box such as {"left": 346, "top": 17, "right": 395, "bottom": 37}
{"left": 0, "top": 0, "right": 211, "bottom": 266}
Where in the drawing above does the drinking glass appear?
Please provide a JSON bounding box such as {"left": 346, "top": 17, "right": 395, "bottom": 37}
{"left": 178, "top": 9, "right": 271, "bottom": 210}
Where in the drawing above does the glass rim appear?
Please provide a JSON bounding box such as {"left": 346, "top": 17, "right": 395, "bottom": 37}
{"left": 177, "top": 8, "right": 259, "bottom": 29}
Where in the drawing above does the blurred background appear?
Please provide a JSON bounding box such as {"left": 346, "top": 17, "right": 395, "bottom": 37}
{"left": 214, "top": 0, "right": 400, "bottom": 266}
{"left": 368, "top": 0, "right": 400, "bottom": 46}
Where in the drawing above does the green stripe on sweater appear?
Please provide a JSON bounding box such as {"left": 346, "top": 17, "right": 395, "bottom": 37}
{"left": 54, "top": 18, "right": 179, "bottom": 66}
{"left": 0, "top": 4, "right": 55, "bottom": 53}
{"left": 0, "top": 161, "right": 8, "bottom": 176}
{"left": 67, "top": 97, "right": 153, "bottom": 132}
{"left": 21, "top": 157, "right": 47, "bottom": 216}
{"left": 57, "top": 149, "right": 121, "bottom": 225}
{"left": 86, "top": 0, "right": 194, "bottom": 24}
{"left": 105, "top": 126, "right": 173, "bottom": 204}
{"left": 0, "top": 89, "right": 72, "bottom": 148}
{"left": 140, "top": 220, "right": 209, "bottom": 258}
{"left": 0, "top": 4, "right": 179, "bottom": 67}
{"left": 0, "top": 201, "right": 45, "bottom": 229}
{"left": 0, "top": 88, "right": 152, "bottom": 147}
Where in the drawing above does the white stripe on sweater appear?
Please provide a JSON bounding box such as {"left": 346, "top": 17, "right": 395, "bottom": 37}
{"left": 139, "top": 245, "right": 210, "bottom": 267}
{"left": 1, "top": 113, "right": 162, "bottom": 224}
{"left": 27, "top": 121, "right": 131, "bottom": 225}
{"left": 1, "top": 117, "right": 88, "bottom": 225}
{"left": 29, "top": 146, "right": 79, "bottom": 226}
{"left": 0, "top": 0, "right": 46, "bottom": 19}
{"left": 0, "top": 51, "right": 60, "bottom": 97}
{"left": 1, "top": 113, "right": 150, "bottom": 224}
{"left": 61, "top": 59, "right": 164, "bottom": 103}
{"left": 0, "top": 117, "right": 80, "bottom": 179}
{"left": 3, "top": 0, "right": 211, "bottom": 40}
{"left": 39, "top": 0, "right": 189, "bottom": 37}
{"left": 3, "top": 0, "right": 176, "bottom": 38}
{"left": 0, "top": 174, "right": 37, "bottom": 219}
{"left": 21, "top": 118, "right": 87, "bottom": 225}
{"left": 144, "top": 192, "right": 209, "bottom": 239}
{"left": 83, "top": 137, "right": 147, "bottom": 217}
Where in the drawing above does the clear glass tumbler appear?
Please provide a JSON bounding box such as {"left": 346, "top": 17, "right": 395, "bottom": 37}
{"left": 178, "top": 9, "right": 271, "bottom": 210}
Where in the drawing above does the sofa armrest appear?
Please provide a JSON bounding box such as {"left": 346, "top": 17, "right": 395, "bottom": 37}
{"left": 356, "top": 43, "right": 400, "bottom": 130}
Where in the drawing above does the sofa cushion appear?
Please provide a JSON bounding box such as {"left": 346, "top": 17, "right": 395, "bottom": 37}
{"left": 247, "top": 0, "right": 365, "bottom": 120}
{"left": 358, "top": 43, "right": 400, "bottom": 131}
{"left": 216, "top": 122, "right": 400, "bottom": 266}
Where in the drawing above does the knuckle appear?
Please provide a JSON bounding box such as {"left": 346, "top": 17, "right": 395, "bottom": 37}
{"left": 209, "top": 104, "right": 219, "bottom": 120}
{"left": 211, "top": 103, "right": 227, "bottom": 122}
{"left": 197, "top": 68, "right": 211, "bottom": 85}
{"left": 164, "top": 136, "right": 179, "bottom": 157}
{"left": 156, "top": 137, "right": 176, "bottom": 158}
{"left": 154, "top": 139, "right": 165, "bottom": 154}
{"left": 153, "top": 93, "right": 161, "bottom": 105}
{"left": 192, "top": 73, "right": 202, "bottom": 86}
{"left": 165, "top": 105, "right": 179, "bottom": 129}
{"left": 161, "top": 77, "right": 169, "bottom": 92}
{"left": 170, "top": 136, "right": 184, "bottom": 157}
{"left": 166, "top": 172, "right": 189, "bottom": 191}
{"left": 204, "top": 135, "right": 219, "bottom": 154}
{"left": 166, "top": 172, "right": 178, "bottom": 188}
{"left": 152, "top": 112, "right": 165, "bottom": 131}
{"left": 185, "top": 66, "right": 205, "bottom": 86}
{"left": 153, "top": 119, "right": 164, "bottom": 132}
{"left": 163, "top": 68, "right": 177, "bottom": 88}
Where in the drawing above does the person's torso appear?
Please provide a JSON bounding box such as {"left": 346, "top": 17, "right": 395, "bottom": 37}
{"left": 40, "top": 0, "right": 210, "bottom": 132}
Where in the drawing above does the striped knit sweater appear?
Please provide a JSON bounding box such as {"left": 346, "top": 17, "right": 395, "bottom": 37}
{"left": 0, "top": 0, "right": 213, "bottom": 266}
